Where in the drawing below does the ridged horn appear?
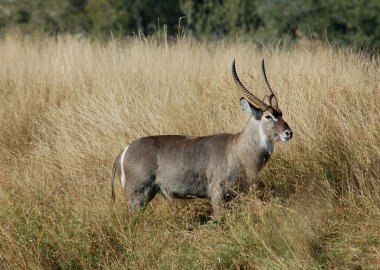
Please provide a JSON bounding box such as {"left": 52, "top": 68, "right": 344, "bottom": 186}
{"left": 232, "top": 60, "right": 270, "bottom": 111}
{"left": 261, "top": 59, "right": 278, "bottom": 107}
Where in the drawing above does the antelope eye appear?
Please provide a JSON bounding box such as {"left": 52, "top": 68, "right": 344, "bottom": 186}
{"left": 265, "top": 115, "right": 272, "bottom": 119}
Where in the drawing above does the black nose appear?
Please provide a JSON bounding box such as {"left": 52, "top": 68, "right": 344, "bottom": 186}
{"left": 285, "top": 130, "right": 293, "bottom": 138}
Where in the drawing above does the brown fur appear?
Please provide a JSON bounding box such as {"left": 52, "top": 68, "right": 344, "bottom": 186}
{"left": 112, "top": 62, "right": 292, "bottom": 217}
{"left": 113, "top": 104, "right": 292, "bottom": 217}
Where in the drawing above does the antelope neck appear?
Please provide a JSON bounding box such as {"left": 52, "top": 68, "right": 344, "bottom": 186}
{"left": 236, "top": 117, "right": 274, "bottom": 156}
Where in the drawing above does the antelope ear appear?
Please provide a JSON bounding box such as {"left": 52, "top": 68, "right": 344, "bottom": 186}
{"left": 263, "top": 94, "right": 278, "bottom": 108}
{"left": 240, "top": 98, "right": 262, "bottom": 120}
{"left": 263, "top": 94, "right": 271, "bottom": 106}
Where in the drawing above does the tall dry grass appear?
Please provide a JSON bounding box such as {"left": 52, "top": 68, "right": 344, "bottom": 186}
{"left": 0, "top": 33, "right": 379, "bottom": 269}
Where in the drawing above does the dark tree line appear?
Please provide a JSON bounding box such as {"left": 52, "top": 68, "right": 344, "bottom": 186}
{"left": 0, "top": 0, "right": 379, "bottom": 49}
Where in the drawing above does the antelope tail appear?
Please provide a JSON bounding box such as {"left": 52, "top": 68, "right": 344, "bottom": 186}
{"left": 111, "top": 158, "right": 118, "bottom": 202}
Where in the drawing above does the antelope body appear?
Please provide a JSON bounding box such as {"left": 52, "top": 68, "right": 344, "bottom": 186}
{"left": 111, "top": 60, "right": 292, "bottom": 216}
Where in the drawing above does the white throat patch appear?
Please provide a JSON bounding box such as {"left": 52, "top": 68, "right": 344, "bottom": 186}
{"left": 259, "top": 125, "right": 273, "bottom": 154}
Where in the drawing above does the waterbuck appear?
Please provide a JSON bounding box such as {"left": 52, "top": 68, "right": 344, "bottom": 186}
{"left": 111, "top": 59, "right": 292, "bottom": 217}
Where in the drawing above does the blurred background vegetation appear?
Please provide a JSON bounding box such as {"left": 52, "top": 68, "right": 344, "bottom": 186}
{"left": 0, "top": 0, "right": 379, "bottom": 49}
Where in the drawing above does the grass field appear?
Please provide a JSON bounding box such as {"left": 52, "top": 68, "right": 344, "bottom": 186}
{"left": 0, "top": 34, "right": 379, "bottom": 269}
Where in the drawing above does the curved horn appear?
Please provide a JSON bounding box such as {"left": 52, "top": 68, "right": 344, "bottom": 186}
{"left": 232, "top": 60, "right": 270, "bottom": 111}
{"left": 261, "top": 59, "right": 278, "bottom": 107}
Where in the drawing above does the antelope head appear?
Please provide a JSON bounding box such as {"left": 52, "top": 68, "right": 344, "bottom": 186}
{"left": 232, "top": 59, "right": 293, "bottom": 146}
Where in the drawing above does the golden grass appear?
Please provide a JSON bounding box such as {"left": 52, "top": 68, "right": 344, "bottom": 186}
{"left": 0, "top": 33, "right": 379, "bottom": 269}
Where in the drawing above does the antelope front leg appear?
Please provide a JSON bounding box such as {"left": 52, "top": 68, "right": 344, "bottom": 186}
{"left": 210, "top": 186, "right": 228, "bottom": 220}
